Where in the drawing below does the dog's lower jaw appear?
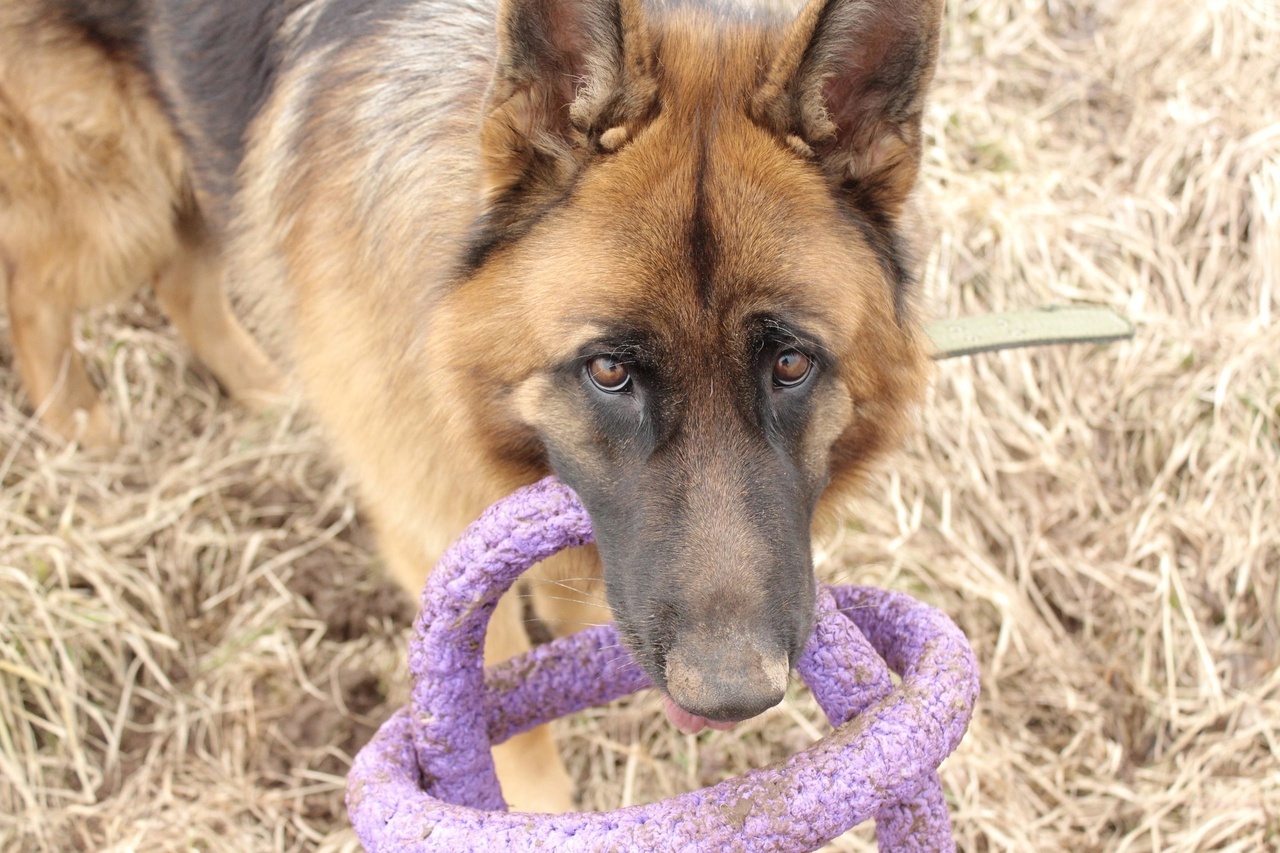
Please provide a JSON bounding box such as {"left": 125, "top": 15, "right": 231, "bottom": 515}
{"left": 481, "top": 587, "right": 579, "bottom": 812}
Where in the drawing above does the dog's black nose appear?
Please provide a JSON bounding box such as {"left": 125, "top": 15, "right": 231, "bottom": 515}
{"left": 663, "top": 636, "right": 790, "bottom": 722}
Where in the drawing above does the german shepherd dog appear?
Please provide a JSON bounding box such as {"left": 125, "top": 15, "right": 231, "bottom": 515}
{"left": 1, "top": 0, "right": 940, "bottom": 811}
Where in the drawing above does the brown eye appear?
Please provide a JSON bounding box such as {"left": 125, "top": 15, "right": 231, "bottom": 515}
{"left": 772, "top": 349, "right": 812, "bottom": 387}
{"left": 588, "top": 355, "right": 631, "bottom": 392}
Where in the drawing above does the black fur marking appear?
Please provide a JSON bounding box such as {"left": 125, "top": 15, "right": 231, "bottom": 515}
{"left": 773, "top": 139, "right": 913, "bottom": 320}
{"left": 460, "top": 214, "right": 512, "bottom": 273}
{"left": 459, "top": 162, "right": 585, "bottom": 274}
{"left": 688, "top": 144, "right": 719, "bottom": 307}
{"left": 151, "top": 0, "right": 293, "bottom": 200}
{"left": 55, "top": 0, "right": 147, "bottom": 63}
{"left": 833, "top": 178, "right": 913, "bottom": 321}
{"left": 459, "top": 196, "right": 558, "bottom": 275}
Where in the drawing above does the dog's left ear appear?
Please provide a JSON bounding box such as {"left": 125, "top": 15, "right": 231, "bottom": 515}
{"left": 752, "top": 0, "right": 945, "bottom": 222}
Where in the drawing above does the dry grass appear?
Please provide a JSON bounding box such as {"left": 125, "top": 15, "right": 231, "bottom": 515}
{"left": 3, "top": 0, "right": 1278, "bottom": 849}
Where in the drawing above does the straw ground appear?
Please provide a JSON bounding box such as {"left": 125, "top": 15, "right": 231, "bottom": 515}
{"left": 2, "top": 0, "right": 1277, "bottom": 848}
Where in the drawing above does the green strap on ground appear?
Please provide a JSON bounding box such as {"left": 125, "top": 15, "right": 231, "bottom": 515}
{"left": 926, "top": 306, "right": 1134, "bottom": 360}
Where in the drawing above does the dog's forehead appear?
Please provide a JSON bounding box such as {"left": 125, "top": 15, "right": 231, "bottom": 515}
{"left": 557, "top": 123, "right": 885, "bottom": 347}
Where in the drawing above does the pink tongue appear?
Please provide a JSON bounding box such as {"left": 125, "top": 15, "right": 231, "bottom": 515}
{"left": 662, "top": 695, "right": 737, "bottom": 734}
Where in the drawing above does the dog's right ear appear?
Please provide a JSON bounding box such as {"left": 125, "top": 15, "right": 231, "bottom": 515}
{"left": 478, "top": 0, "right": 656, "bottom": 222}
{"left": 751, "top": 0, "right": 945, "bottom": 223}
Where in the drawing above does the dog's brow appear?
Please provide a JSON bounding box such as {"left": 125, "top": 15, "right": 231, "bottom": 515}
{"left": 758, "top": 315, "right": 835, "bottom": 361}
{"left": 547, "top": 322, "right": 616, "bottom": 361}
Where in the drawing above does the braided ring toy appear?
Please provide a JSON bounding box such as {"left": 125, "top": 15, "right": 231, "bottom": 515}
{"left": 347, "top": 477, "right": 979, "bottom": 850}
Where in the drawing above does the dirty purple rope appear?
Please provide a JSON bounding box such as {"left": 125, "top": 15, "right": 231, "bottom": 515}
{"left": 347, "top": 477, "right": 979, "bottom": 851}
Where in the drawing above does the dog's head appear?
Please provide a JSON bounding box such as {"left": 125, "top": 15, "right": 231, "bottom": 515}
{"left": 444, "top": 0, "right": 940, "bottom": 723}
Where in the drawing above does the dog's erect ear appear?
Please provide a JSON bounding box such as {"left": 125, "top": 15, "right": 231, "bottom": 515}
{"left": 479, "top": 0, "right": 656, "bottom": 209}
{"left": 752, "top": 0, "right": 944, "bottom": 221}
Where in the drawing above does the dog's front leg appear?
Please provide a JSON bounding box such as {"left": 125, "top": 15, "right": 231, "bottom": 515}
{"left": 485, "top": 590, "right": 577, "bottom": 813}
{"left": 151, "top": 232, "right": 283, "bottom": 410}
{"left": 6, "top": 263, "right": 116, "bottom": 448}
{"left": 379, "top": 522, "right": 577, "bottom": 813}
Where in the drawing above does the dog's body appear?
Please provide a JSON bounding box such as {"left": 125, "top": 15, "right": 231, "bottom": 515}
{"left": 0, "top": 2, "right": 282, "bottom": 446}
{"left": 2, "top": 0, "right": 939, "bottom": 810}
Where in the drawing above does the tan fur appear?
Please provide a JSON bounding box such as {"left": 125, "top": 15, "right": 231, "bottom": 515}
{"left": 0, "top": 7, "right": 280, "bottom": 447}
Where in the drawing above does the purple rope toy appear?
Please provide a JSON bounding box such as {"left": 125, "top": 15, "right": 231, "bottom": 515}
{"left": 347, "top": 478, "right": 979, "bottom": 850}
